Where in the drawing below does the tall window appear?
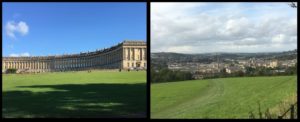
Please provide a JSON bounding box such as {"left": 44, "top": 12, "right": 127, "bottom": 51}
{"left": 128, "top": 48, "right": 130, "bottom": 60}
{"left": 140, "top": 48, "right": 142, "bottom": 60}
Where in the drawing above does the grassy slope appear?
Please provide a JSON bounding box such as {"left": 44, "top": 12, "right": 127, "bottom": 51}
{"left": 151, "top": 76, "right": 297, "bottom": 119}
{"left": 3, "top": 71, "right": 146, "bottom": 118}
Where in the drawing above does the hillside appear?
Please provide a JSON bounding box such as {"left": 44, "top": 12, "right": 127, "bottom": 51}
{"left": 151, "top": 76, "right": 297, "bottom": 118}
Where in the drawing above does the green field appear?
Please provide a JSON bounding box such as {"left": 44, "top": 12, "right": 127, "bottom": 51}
{"left": 151, "top": 76, "right": 297, "bottom": 119}
{"left": 3, "top": 71, "right": 146, "bottom": 118}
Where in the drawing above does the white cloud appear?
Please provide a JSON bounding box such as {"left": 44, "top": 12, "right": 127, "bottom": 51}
{"left": 9, "top": 52, "right": 30, "bottom": 57}
{"left": 151, "top": 2, "right": 297, "bottom": 53}
{"left": 5, "top": 21, "right": 29, "bottom": 39}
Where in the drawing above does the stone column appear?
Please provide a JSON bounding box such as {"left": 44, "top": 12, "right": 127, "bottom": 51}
{"left": 48, "top": 61, "right": 50, "bottom": 69}
{"left": 133, "top": 48, "right": 135, "bottom": 60}
{"left": 44, "top": 61, "right": 47, "bottom": 70}
{"left": 38, "top": 61, "right": 40, "bottom": 70}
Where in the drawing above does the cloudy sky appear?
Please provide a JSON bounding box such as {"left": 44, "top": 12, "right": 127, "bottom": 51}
{"left": 151, "top": 2, "right": 297, "bottom": 53}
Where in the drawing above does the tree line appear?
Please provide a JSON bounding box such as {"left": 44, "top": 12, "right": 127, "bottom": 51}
{"left": 151, "top": 63, "right": 297, "bottom": 83}
{"left": 151, "top": 67, "right": 193, "bottom": 83}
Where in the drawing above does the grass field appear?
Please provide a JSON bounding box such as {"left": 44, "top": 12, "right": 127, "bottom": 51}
{"left": 2, "top": 70, "right": 146, "bottom": 118}
{"left": 151, "top": 76, "right": 297, "bottom": 119}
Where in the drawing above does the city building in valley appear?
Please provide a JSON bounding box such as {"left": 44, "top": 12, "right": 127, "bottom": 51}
{"left": 2, "top": 40, "right": 147, "bottom": 73}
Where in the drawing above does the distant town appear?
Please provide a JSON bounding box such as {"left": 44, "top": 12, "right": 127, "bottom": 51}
{"left": 151, "top": 49, "right": 297, "bottom": 80}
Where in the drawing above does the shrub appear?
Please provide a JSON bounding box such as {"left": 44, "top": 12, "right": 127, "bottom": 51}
{"left": 6, "top": 68, "right": 17, "bottom": 74}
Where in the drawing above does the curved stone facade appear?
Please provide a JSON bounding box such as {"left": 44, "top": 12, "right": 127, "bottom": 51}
{"left": 2, "top": 40, "right": 147, "bottom": 73}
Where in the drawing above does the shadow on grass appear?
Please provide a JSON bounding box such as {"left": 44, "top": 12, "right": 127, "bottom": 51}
{"left": 3, "top": 83, "right": 146, "bottom": 118}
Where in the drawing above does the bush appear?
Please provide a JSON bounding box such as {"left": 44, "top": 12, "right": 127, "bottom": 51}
{"left": 151, "top": 68, "right": 193, "bottom": 83}
{"left": 6, "top": 68, "right": 17, "bottom": 74}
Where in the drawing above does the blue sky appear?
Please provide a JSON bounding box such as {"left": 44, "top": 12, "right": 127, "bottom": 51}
{"left": 2, "top": 2, "right": 146, "bottom": 57}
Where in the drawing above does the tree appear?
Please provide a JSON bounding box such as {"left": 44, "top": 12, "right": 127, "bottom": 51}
{"left": 6, "top": 68, "right": 17, "bottom": 74}
{"left": 289, "top": 2, "right": 297, "bottom": 8}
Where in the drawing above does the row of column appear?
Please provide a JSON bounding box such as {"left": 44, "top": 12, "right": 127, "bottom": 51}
{"left": 124, "top": 47, "right": 146, "bottom": 61}
{"left": 3, "top": 47, "right": 147, "bottom": 71}
{"left": 3, "top": 61, "right": 51, "bottom": 70}
{"left": 52, "top": 48, "right": 123, "bottom": 70}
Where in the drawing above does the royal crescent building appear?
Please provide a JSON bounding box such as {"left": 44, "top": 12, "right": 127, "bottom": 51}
{"left": 2, "top": 41, "right": 147, "bottom": 73}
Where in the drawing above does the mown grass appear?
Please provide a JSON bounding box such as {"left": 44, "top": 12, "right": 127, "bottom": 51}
{"left": 151, "top": 75, "right": 297, "bottom": 119}
{"left": 2, "top": 70, "right": 146, "bottom": 118}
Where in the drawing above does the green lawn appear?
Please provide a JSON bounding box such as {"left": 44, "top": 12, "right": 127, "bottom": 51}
{"left": 3, "top": 70, "right": 146, "bottom": 118}
{"left": 151, "top": 76, "right": 297, "bottom": 119}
